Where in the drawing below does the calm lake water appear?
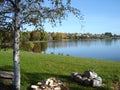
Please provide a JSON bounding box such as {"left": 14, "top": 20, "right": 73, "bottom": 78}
{"left": 45, "top": 39, "right": 120, "bottom": 61}
{"left": 1, "top": 39, "right": 119, "bottom": 61}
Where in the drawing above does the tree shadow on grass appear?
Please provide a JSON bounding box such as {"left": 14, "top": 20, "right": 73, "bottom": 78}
{"left": 69, "top": 79, "right": 111, "bottom": 90}
{"left": 0, "top": 65, "right": 13, "bottom": 72}
{"left": 22, "top": 72, "right": 110, "bottom": 90}
{"left": 0, "top": 66, "right": 111, "bottom": 90}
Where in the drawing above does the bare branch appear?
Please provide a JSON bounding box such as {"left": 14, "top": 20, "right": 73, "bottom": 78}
{"left": 7, "top": 0, "right": 16, "bottom": 8}
{"left": 0, "top": 15, "right": 13, "bottom": 20}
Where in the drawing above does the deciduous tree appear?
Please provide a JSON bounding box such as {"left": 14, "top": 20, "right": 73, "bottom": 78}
{"left": 0, "top": 0, "right": 82, "bottom": 90}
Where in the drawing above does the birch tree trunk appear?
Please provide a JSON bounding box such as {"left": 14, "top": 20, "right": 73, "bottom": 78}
{"left": 13, "top": 0, "right": 20, "bottom": 90}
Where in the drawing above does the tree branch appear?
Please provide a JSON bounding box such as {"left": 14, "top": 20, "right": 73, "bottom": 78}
{"left": 1, "top": 15, "right": 14, "bottom": 20}
{"left": 8, "top": 0, "right": 16, "bottom": 8}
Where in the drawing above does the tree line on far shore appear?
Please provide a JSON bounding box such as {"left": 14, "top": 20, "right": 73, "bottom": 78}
{"left": 0, "top": 29, "right": 120, "bottom": 48}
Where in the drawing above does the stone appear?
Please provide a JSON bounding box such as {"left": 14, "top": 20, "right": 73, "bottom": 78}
{"left": 71, "top": 70, "right": 102, "bottom": 87}
{"left": 71, "top": 72, "right": 78, "bottom": 79}
{"left": 83, "top": 77, "right": 91, "bottom": 85}
{"left": 82, "top": 77, "right": 88, "bottom": 81}
{"left": 71, "top": 73, "right": 83, "bottom": 84}
{"left": 92, "top": 77, "right": 102, "bottom": 87}
{"left": 84, "top": 70, "right": 98, "bottom": 79}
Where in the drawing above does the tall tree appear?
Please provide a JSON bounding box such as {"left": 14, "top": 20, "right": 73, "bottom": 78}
{"left": 30, "top": 30, "right": 41, "bottom": 41}
{"left": 0, "top": 0, "right": 82, "bottom": 90}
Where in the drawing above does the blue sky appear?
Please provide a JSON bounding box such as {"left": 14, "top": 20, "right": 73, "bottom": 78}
{"left": 43, "top": 0, "right": 120, "bottom": 34}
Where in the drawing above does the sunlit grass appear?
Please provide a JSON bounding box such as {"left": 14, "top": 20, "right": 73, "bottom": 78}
{"left": 0, "top": 50, "right": 120, "bottom": 90}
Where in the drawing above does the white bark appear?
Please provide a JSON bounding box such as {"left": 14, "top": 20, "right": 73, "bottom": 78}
{"left": 13, "top": 0, "right": 21, "bottom": 90}
{"left": 13, "top": 29, "right": 20, "bottom": 90}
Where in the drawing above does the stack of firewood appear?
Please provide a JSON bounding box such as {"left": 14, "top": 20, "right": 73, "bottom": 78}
{"left": 31, "top": 77, "right": 69, "bottom": 90}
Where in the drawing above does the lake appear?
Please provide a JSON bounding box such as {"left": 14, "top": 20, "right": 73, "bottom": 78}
{"left": 45, "top": 39, "right": 120, "bottom": 61}
{"left": 2, "top": 39, "right": 119, "bottom": 61}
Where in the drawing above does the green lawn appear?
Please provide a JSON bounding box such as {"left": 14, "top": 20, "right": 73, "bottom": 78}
{"left": 0, "top": 49, "right": 120, "bottom": 90}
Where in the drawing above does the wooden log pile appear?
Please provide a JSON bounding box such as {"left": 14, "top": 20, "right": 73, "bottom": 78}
{"left": 31, "top": 77, "right": 69, "bottom": 90}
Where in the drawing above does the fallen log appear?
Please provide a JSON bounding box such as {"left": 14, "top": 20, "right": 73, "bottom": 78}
{"left": 0, "top": 71, "right": 14, "bottom": 80}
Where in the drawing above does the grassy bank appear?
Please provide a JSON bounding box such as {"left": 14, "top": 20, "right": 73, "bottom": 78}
{"left": 0, "top": 50, "right": 120, "bottom": 90}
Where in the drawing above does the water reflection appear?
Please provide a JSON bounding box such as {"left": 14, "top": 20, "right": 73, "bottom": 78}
{"left": 48, "top": 40, "right": 93, "bottom": 49}
{"left": 46, "top": 39, "right": 120, "bottom": 61}
{"left": 1, "top": 39, "right": 120, "bottom": 61}
{"left": 21, "top": 42, "right": 47, "bottom": 53}
{"left": 47, "top": 40, "right": 113, "bottom": 48}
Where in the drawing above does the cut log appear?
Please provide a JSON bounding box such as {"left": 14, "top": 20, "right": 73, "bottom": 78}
{"left": 0, "top": 71, "right": 14, "bottom": 80}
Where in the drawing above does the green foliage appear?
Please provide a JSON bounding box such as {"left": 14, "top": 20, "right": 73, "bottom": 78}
{"left": 0, "top": 0, "right": 82, "bottom": 30}
{"left": 32, "top": 43, "right": 41, "bottom": 53}
{"left": 41, "top": 42, "right": 47, "bottom": 51}
{"left": 105, "top": 32, "right": 112, "bottom": 37}
{"left": 50, "top": 32, "right": 67, "bottom": 40}
{"left": 0, "top": 30, "right": 13, "bottom": 49}
{"left": 20, "top": 42, "right": 33, "bottom": 51}
{"left": 30, "top": 30, "right": 41, "bottom": 41}
{"left": 21, "top": 31, "right": 30, "bottom": 41}
{"left": 30, "top": 30, "right": 48, "bottom": 41}
{"left": 0, "top": 50, "right": 120, "bottom": 90}
{"left": 29, "top": 42, "right": 34, "bottom": 50}
{"left": 40, "top": 30, "right": 48, "bottom": 41}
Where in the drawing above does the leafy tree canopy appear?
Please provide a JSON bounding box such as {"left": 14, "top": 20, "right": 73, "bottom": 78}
{"left": 0, "top": 0, "right": 82, "bottom": 30}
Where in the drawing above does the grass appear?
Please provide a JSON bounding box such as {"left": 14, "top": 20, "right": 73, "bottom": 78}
{"left": 0, "top": 49, "right": 120, "bottom": 90}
